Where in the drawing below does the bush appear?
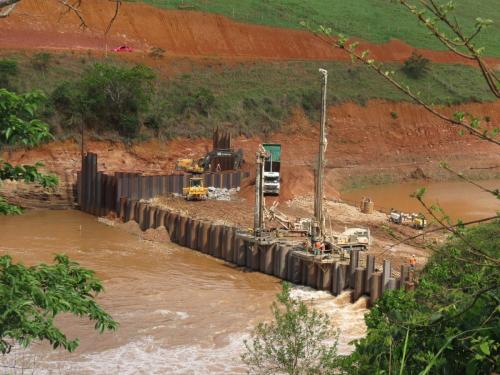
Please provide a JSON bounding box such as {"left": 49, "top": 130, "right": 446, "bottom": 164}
{"left": 243, "top": 283, "right": 339, "bottom": 374}
{"left": 346, "top": 221, "right": 500, "bottom": 374}
{"left": 52, "top": 63, "right": 155, "bottom": 137}
{"left": 402, "top": 52, "right": 430, "bottom": 79}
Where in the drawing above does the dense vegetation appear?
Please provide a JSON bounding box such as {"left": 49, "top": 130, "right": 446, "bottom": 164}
{"left": 246, "top": 222, "right": 500, "bottom": 374}
{"left": 0, "top": 84, "right": 117, "bottom": 355}
{"left": 0, "top": 254, "right": 117, "bottom": 354}
{"left": 126, "top": 0, "right": 500, "bottom": 57}
{"left": 0, "top": 52, "right": 496, "bottom": 140}
{"left": 345, "top": 221, "right": 499, "bottom": 374}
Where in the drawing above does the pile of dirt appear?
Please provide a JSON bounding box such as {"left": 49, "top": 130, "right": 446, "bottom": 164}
{"left": 2, "top": 0, "right": 499, "bottom": 67}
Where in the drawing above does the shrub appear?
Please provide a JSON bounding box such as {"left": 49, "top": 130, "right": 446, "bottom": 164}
{"left": 402, "top": 51, "right": 430, "bottom": 79}
{"left": 390, "top": 111, "right": 398, "bottom": 119}
{"left": 52, "top": 63, "right": 155, "bottom": 137}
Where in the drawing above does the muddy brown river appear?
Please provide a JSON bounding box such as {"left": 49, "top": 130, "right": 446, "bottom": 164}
{"left": 0, "top": 210, "right": 366, "bottom": 374}
{"left": 342, "top": 179, "right": 500, "bottom": 222}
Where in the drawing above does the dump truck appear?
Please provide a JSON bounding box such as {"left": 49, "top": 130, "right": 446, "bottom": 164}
{"left": 182, "top": 177, "right": 208, "bottom": 201}
{"left": 262, "top": 143, "right": 281, "bottom": 195}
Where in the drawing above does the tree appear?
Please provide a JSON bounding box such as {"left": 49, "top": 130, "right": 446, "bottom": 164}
{"left": 70, "top": 63, "right": 155, "bottom": 137}
{"left": 304, "top": 1, "right": 500, "bottom": 373}
{"left": 402, "top": 52, "right": 430, "bottom": 79}
{"left": 0, "top": 254, "right": 118, "bottom": 354}
{"left": 346, "top": 221, "right": 499, "bottom": 374}
{"left": 0, "top": 87, "right": 117, "bottom": 355}
{"left": 242, "top": 283, "right": 339, "bottom": 375}
{"left": 0, "top": 88, "right": 57, "bottom": 214}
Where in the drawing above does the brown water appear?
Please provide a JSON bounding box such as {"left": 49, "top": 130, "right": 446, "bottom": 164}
{"left": 0, "top": 210, "right": 366, "bottom": 374}
{"left": 342, "top": 179, "right": 500, "bottom": 222}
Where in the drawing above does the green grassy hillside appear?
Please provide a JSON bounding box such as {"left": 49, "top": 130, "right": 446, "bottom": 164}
{"left": 1, "top": 51, "right": 496, "bottom": 139}
{"left": 126, "top": 0, "right": 500, "bottom": 57}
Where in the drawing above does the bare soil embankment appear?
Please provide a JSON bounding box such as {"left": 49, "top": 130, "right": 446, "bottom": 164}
{"left": 2, "top": 99, "right": 498, "bottom": 204}
{"left": 2, "top": 0, "right": 500, "bottom": 68}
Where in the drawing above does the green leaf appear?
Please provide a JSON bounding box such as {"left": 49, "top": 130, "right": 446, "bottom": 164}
{"left": 479, "top": 342, "right": 490, "bottom": 356}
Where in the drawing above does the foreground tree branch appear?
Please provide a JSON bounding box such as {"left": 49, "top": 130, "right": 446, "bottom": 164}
{"left": 0, "top": 0, "right": 122, "bottom": 33}
{"left": 312, "top": 33, "right": 499, "bottom": 146}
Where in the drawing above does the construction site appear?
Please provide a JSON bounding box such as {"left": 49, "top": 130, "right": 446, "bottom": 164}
{"left": 73, "top": 68, "right": 432, "bottom": 308}
{"left": 1, "top": 1, "right": 498, "bottom": 373}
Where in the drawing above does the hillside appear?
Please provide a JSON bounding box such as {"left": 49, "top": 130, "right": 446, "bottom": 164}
{"left": 127, "top": 0, "right": 500, "bottom": 57}
{"left": 1, "top": 0, "right": 500, "bottom": 67}
{"left": 1, "top": 51, "right": 497, "bottom": 140}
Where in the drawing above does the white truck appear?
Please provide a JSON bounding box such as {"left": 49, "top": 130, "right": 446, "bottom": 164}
{"left": 262, "top": 143, "right": 281, "bottom": 195}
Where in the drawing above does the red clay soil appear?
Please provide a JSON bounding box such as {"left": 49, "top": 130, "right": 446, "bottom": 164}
{"left": 2, "top": 100, "right": 498, "bottom": 203}
{"left": 1, "top": 0, "right": 499, "bottom": 68}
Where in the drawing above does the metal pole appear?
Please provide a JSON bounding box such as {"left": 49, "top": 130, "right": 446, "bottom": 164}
{"left": 315, "top": 68, "right": 328, "bottom": 239}
{"left": 254, "top": 152, "right": 263, "bottom": 236}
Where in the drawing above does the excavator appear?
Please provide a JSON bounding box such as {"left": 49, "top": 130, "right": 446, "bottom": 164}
{"left": 175, "top": 149, "right": 244, "bottom": 173}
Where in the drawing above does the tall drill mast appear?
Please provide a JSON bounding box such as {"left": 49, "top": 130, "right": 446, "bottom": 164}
{"left": 254, "top": 145, "right": 270, "bottom": 237}
{"left": 314, "top": 68, "right": 328, "bottom": 240}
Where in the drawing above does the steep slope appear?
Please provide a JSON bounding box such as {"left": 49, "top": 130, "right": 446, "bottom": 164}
{"left": 1, "top": 0, "right": 499, "bottom": 68}
{"left": 2, "top": 100, "right": 498, "bottom": 203}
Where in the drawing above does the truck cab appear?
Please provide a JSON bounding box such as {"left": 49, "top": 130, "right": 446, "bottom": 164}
{"left": 262, "top": 143, "right": 281, "bottom": 195}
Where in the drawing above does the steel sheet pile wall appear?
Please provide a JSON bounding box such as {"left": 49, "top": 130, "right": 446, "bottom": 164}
{"left": 287, "top": 251, "right": 412, "bottom": 306}
{"left": 115, "top": 198, "right": 411, "bottom": 305}
{"left": 117, "top": 199, "right": 296, "bottom": 283}
{"left": 79, "top": 153, "right": 409, "bottom": 305}
{"left": 77, "top": 153, "right": 247, "bottom": 215}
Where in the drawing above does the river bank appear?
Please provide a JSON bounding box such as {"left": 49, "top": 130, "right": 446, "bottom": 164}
{"left": 0, "top": 210, "right": 367, "bottom": 374}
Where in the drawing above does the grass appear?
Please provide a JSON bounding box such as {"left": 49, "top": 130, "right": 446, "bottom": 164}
{"left": 0, "top": 51, "right": 496, "bottom": 139}
{"left": 126, "top": 0, "right": 500, "bottom": 57}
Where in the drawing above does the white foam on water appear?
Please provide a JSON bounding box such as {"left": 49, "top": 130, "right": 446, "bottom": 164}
{"left": 33, "top": 334, "right": 249, "bottom": 375}
{"left": 290, "top": 285, "right": 368, "bottom": 355}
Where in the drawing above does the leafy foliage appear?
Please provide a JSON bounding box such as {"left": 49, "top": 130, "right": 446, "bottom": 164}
{"left": 346, "top": 221, "right": 500, "bottom": 374}
{"left": 0, "top": 196, "right": 23, "bottom": 215}
{"left": 242, "top": 283, "right": 339, "bottom": 375}
{"left": 52, "top": 63, "right": 155, "bottom": 137}
{"left": 0, "top": 254, "right": 118, "bottom": 354}
{"left": 0, "top": 160, "right": 58, "bottom": 189}
{"left": 0, "top": 89, "right": 53, "bottom": 147}
{"left": 402, "top": 52, "right": 431, "bottom": 79}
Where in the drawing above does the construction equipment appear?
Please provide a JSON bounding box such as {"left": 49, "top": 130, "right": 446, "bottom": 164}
{"left": 182, "top": 177, "right": 208, "bottom": 201}
{"left": 175, "top": 149, "right": 244, "bottom": 174}
{"left": 254, "top": 145, "right": 270, "bottom": 236}
{"left": 411, "top": 214, "right": 427, "bottom": 229}
{"left": 262, "top": 143, "right": 281, "bottom": 195}
{"left": 175, "top": 158, "right": 205, "bottom": 174}
{"left": 264, "top": 201, "right": 311, "bottom": 235}
{"left": 331, "top": 227, "right": 371, "bottom": 251}
{"left": 389, "top": 209, "right": 427, "bottom": 229}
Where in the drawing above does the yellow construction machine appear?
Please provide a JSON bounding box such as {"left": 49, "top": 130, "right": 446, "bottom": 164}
{"left": 183, "top": 177, "right": 208, "bottom": 201}
{"left": 175, "top": 158, "right": 204, "bottom": 174}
